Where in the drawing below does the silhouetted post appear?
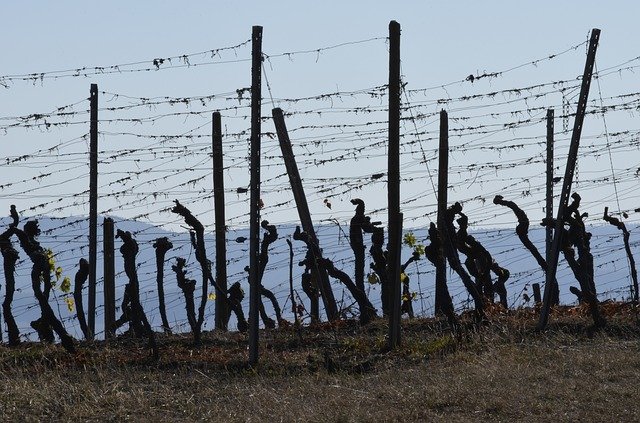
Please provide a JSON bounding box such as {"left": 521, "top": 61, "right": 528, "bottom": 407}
{"left": 248, "top": 25, "right": 262, "bottom": 366}
{"left": 532, "top": 282, "right": 542, "bottom": 303}
{"left": 387, "top": 20, "right": 402, "bottom": 349}
{"left": 435, "top": 110, "right": 449, "bottom": 314}
{"left": 88, "top": 83, "right": 98, "bottom": 340}
{"left": 545, "top": 108, "right": 559, "bottom": 305}
{"left": 103, "top": 217, "right": 115, "bottom": 339}
{"left": 388, "top": 213, "right": 403, "bottom": 349}
{"left": 539, "top": 28, "right": 600, "bottom": 330}
{"left": 305, "top": 272, "right": 320, "bottom": 324}
{"left": 272, "top": 107, "right": 339, "bottom": 321}
{"left": 212, "top": 111, "right": 228, "bottom": 331}
{"left": 545, "top": 109, "right": 554, "bottom": 264}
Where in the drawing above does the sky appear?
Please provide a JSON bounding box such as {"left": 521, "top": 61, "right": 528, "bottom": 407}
{"left": 2, "top": 1, "right": 640, "bottom": 232}
{"left": 2, "top": 1, "right": 640, "bottom": 337}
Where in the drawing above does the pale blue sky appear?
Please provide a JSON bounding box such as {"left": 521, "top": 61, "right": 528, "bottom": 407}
{"left": 1, "top": 1, "right": 639, "bottom": 230}
{"left": 3, "top": 1, "right": 638, "bottom": 101}
{"left": 2, "top": 1, "right": 640, "bottom": 333}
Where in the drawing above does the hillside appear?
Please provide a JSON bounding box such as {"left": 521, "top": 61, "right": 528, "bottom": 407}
{"left": 1, "top": 215, "right": 637, "bottom": 342}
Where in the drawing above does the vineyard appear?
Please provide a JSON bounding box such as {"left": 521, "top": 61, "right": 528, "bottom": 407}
{"left": 0, "top": 19, "right": 639, "bottom": 379}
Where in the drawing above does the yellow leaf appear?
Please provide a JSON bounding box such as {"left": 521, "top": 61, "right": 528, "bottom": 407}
{"left": 400, "top": 272, "right": 408, "bottom": 283}
{"left": 55, "top": 266, "right": 63, "bottom": 281}
{"left": 60, "top": 276, "right": 71, "bottom": 293}
{"left": 208, "top": 293, "right": 216, "bottom": 301}
{"left": 367, "top": 272, "right": 379, "bottom": 285}
{"left": 403, "top": 232, "right": 417, "bottom": 248}
{"left": 45, "top": 249, "right": 56, "bottom": 273}
{"left": 65, "top": 297, "right": 75, "bottom": 313}
{"left": 402, "top": 292, "right": 418, "bottom": 302}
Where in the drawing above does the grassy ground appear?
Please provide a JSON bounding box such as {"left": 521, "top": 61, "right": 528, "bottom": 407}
{"left": 1, "top": 305, "right": 639, "bottom": 422}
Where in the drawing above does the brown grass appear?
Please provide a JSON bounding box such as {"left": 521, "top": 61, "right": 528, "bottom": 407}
{"left": 1, "top": 306, "right": 639, "bottom": 422}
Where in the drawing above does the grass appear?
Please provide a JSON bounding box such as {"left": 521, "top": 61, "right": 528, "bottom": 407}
{"left": 0, "top": 305, "right": 639, "bottom": 422}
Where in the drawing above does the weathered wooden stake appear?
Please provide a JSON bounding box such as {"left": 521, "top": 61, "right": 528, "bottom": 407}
{"left": 88, "top": 83, "right": 98, "bottom": 339}
{"left": 248, "top": 25, "right": 263, "bottom": 366}
{"left": 532, "top": 282, "right": 542, "bottom": 304}
{"left": 545, "top": 109, "right": 554, "bottom": 266}
{"left": 272, "top": 107, "right": 339, "bottom": 321}
{"left": 103, "top": 217, "right": 115, "bottom": 339}
{"left": 387, "top": 20, "right": 402, "bottom": 349}
{"left": 212, "top": 111, "right": 228, "bottom": 331}
{"left": 539, "top": 28, "right": 601, "bottom": 330}
{"left": 435, "top": 110, "right": 450, "bottom": 314}
{"left": 545, "top": 108, "right": 560, "bottom": 305}
{"left": 388, "top": 213, "right": 403, "bottom": 348}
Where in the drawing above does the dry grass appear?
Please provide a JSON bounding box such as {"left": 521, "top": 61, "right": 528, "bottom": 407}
{"left": 1, "top": 306, "right": 639, "bottom": 422}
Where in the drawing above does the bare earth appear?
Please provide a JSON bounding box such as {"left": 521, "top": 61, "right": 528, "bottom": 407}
{"left": 1, "top": 306, "right": 639, "bottom": 422}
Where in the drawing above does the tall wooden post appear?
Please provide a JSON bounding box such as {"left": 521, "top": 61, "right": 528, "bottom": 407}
{"left": 212, "top": 112, "right": 228, "bottom": 331}
{"left": 103, "top": 217, "right": 115, "bottom": 339}
{"left": 272, "top": 107, "right": 339, "bottom": 321}
{"left": 388, "top": 213, "right": 403, "bottom": 348}
{"left": 545, "top": 108, "right": 559, "bottom": 305}
{"left": 387, "top": 20, "right": 402, "bottom": 349}
{"left": 539, "top": 28, "right": 601, "bottom": 330}
{"left": 545, "top": 109, "right": 554, "bottom": 263}
{"left": 435, "top": 110, "right": 449, "bottom": 314}
{"left": 248, "top": 25, "right": 262, "bottom": 366}
{"left": 88, "top": 83, "right": 98, "bottom": 340}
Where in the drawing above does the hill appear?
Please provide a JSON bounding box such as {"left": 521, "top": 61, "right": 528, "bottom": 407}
{"left": 0, "top": 215, "right": 638, "bottom": 341}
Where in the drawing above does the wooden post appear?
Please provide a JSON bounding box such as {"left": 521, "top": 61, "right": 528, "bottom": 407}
{"left": 88, "top": 83, "right": 98, "bottom": 340}
{"left": 539, "top": 28, "right": 601, "bottom": 330}
{"left": 545, "top": 108, "right": 559, "bottom": 305}
{"left": 532, "top": 282, "right": 542, "bottom": 304}
{"left": 272, "top": 107, "right": 339, "bottom": 321}
{"left": 388, "top": 213, "right": 403, "bottom": 348}
{"left": 387, "top": 20, "right": 402, "bottom": 349}
{"left": 248, "top": 25, "right": 262, "bottom": 366}
{"left": 545, "top": 109, "right": 554, "bottom": 263}
{"left": 212, "top": 111, "right": 228, "bottom": 331}
{"left": 103, "top": 217, "right": 115, "bottom": 339}
{"left": 308, "top": 273, "right": 320, "bottom": 324}
{"left": 435, "top": 110, "right": 449, "bottom": 314}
